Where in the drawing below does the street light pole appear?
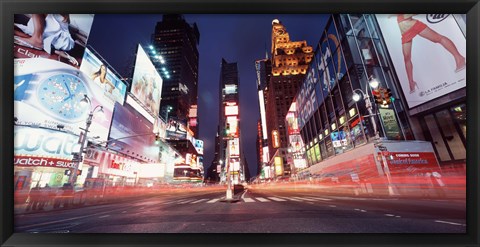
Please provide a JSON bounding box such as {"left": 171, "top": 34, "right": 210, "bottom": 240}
{"left": 352, "top": 78, "right": 380, "bottom": 140}
{"left": 69, "top": 95, "right": 103, "bottom": 185}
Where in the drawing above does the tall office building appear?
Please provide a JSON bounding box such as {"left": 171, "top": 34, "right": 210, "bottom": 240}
{"left": 152, "top": 14, "right": 200, "bottom": 137}
{"left": 265, "top": 19, "right": 314, "bottom": 176}
{"left": 217, "top": 59, "right": 244, "bottom": 184}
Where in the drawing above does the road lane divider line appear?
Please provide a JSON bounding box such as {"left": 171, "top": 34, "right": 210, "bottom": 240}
{"left": 98, "top": 215, "right": 110, "bottom": 219}
{"left": 292, "top": 197, "right": 316, "bottom": 202}
{"left": 329, "top": 205, "right": 337, "bottom": 208}
{"left": 435, "top": 220, "right": 463, "bottom": 226}
{"left": 122, "top": 211, "right": 127, "bottom": 214}
{"left": 241, "top": 190, "right": 248, "bottom": 199}
{"left": 267, "top": 197, "right": 287, "bottom": 202}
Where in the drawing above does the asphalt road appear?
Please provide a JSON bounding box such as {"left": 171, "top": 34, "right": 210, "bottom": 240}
{"left": 14, "top": 186, "right": 466, "bottom": 233}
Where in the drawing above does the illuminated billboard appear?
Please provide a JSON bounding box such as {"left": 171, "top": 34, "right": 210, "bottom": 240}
{"left": 80, "top": 48, "right": 127, "bottom": 105}
{"left": 274, "top": 157, "right": 284, "bottom": 176}
{"left": 189, "top": 105, "right": 198, "bottom": 118}
{"left": 195, "top": 139, "right": 204, "bottom": 155}
{"left": 131, "top": 44, "right": 163, "bottom": 116}
{"left": 109, "top": 102, "right": 159, "bottom": 162}
{"left": 14, "top": 58, "right": 114, "bottom": 143}
{"left": 226, "top": 116, "right": 238, "bottom": 137}
{"left": 225, "top": 105, "right": 239, "bottom": 116}
{"left": 272, "top": 130, "right": 280, "bottom": 148}
{"left": 229, "top": 138, "right": 240, "bottom": 157}
{"left": 14, "top": 125, "right": 81, "bottom": 163}
{"left": 376, "top": 14, "right": 466, "bottom": 108}
{"left": 14, "top": 14, "right": 95, "bottom": 69}
{"left": 166, "top": 117, "right": 188, "bottom": 140}
{"left": 258, "top": 90, "right": 268, "bottom": 139}
{"left": 224, "top": 84, "right": 237, "bottom": 94}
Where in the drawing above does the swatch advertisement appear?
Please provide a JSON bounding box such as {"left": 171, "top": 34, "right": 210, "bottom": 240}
{"left": 14, "top": 58, "right": 114, "bottom": 142}
{"left": 376, "top": 14, "right": 466, "bottom": 108}
{"left": 14, "top": 14, "right": 95, "bottom": 68}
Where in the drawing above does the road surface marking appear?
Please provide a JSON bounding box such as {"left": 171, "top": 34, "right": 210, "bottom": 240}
{"left": 360, "top": 210, "right": 367, "bottom": 212}
{"left": 255, "top": 197, "right": 270, "bottom": 202}
{"left": 243, "top": 198, "right": 255, "bottom": 203}
{"left": 329, "top": 205, "right": 337, "bottom": 208}
{"left": 292, "top": 197, "right": 316, "bottom": 202}
{"left": 241, "top": 190, "right": 248, "bottom": 199}
{"left": 279, "top": 197, "right": 302, "bottom": 201}
{"left": 385, "top": 214, "right": 395, "bottom": 217}
{"left": 190, "top": 199, "right": 208, "bottom": 204}
{"left": 354, "top": 208, "right": 361, "bottom": 211}
{"left": 122, "top": 211, "right": 127, "bottom": 214}
{"left": 395, "top": 216, "right": 401, "bottom": 218}
{"left": 207, "top": 198, "right": 220, "bottom": 203}
{"left": 98, "top": 215, "right": 110, "bottom": 218}
{"left": 178, "top": 200, "right": 196, "bottom": 204}
{"left": 307, "top": 197, "right": 333, "bottom": 201}
{"left": 436, "top": 220, "right": 464, "bottom": 226}
{"left": 267, "top": 197, "right": 287, "bottom": 202}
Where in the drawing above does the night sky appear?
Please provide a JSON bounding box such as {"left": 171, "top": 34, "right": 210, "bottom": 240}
{"left": 88, "top": 14, "right": 329, "bottom": 177}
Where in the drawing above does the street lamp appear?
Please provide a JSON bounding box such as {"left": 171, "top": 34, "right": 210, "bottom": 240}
{"left": 165, "top": 105, "right": 173, "bottom": 121}
{"left": 352, "top": 78, "right": 380, "bottom": 140}
{"left": 69, "top": 94, "right": 104, "bottom": 185}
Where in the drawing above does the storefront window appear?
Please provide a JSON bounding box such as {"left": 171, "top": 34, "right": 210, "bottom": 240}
{"left": 349, "top": 117, "right": 367, "bottom": 147}
{"left": 424, "top": 115, "right": 451, "bottom": 162}
{"left": 320, "top": 140, "right": 327, "bottom": 159}
{"left": 435, "top": 110, "right": 466, "bottom": 160}
{"left": 325, "top": 137, "right": 335, "bottom": 158}
{"left": 314, "top": 143, "right": 322, "bottom": 162}
{"left": 450, "top": 104, "right": 466, "bottom": 140}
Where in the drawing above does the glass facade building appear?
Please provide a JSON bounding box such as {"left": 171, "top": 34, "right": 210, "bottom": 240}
{"left": 295, "top": 14, "right": 414, "bottom": 168}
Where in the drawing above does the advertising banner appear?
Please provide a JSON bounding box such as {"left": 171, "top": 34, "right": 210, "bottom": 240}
{"left": 14, "top": 58, "right": 114, "bottom": 142}
{"left": 109, "top": 102, "right": 159, "bottom": 162}
{"left": 79, "top": 48, "right": 127, "bottom": 105}
{"left": 195, "top": 139, "right": 204, "bottom": 155}
{"left": 274, "top": 157, "right": 284, "bottom": 176}
{"left": 14, "top": 14, "right": 95, "bottom": 68}
{"left": 99, "top": 152, "right": 140, "bottom": 177}
{"left": 379, "top": 108, "right": 402, "bottom": 140}
{"left": 229, "top": 138, "right": 240, "bottom": 157}
{"left": 153, "top": 117, "right": 167, "bottom": 139}
{"left": 14, "top": 125, "right": 81, "bottom": 161}
{"left": 165, "top": 117, "right": 188, "bottom": 140}
{"left": 376, "top": 14, "right": 466, "bottom": 108}
{"left": 14, "top": 156, "right": 78, "bottom": 169}
{"left": 381, "top": 152, "right": 440, "bottom": 176}
{"left": 131, "top": 44, "right": 163, "bottom": 116}
{"left": 286, "top": 102, "right": 299, "bottom": 135}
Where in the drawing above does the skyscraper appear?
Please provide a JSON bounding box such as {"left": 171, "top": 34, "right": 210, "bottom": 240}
{"left": 152, "top": 14, "right": 200, "bottom": 137}
{"left": 265, "top": 19, "right": 314, "bottom": 176}
{"left": 255, "top": 56, "right": 272, "bottom": 177}
{"left": 217, "top": 59, "right": 244, "bottom": 184}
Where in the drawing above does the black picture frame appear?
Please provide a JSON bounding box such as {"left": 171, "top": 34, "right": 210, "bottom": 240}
{"left": 1, "top": 0, "right": 479, "bottom": 246}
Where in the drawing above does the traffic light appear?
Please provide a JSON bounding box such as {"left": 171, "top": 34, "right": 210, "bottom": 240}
{"left": 372, "top": 89, "right": 383, "bottom": 104}
{"left": 155, "top": 134, "right": 160, "bottom": 145}
{"left": 72, "top": 152, "right": 82, "bottom": 162}
{"left": 225, "top": 123, "right": 230, "bottom": 135}
{"left": 384, "top": 88, "right": 393, "bottom": 106}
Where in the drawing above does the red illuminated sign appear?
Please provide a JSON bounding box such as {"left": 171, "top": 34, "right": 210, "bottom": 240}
{"left": 14, "top": 155, "right": 77, "bottom": 169}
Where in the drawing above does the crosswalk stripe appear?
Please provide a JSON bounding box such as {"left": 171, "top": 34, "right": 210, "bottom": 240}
{"left": 243, "top": 198, "right": 255, "bottom": 203}
{"left": 178, "top": 199, "right": 196, "bottom": 204}
{"left": 206, "top": 198, "right": 220, "bottom": 203}
{"left": 306, "top": 197, "right": 333, "bottom": 201}
{"left": 278, "top": 196, "right": 301, "bottom": 201}
{"left": 190, "top": 199, "right": 208, "bottom": 204}
{"left": 255, "top": 197, "right": 270, "bottom": 202}
{"left": 292, "top": 197, "right": 316, "bottom": 202}
{"left": 267, "top": 197, "right": 287, "bottom": 202}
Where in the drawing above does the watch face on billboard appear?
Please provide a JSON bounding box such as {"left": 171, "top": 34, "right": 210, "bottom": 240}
{"left": 14, "top": 58, "right": 114, "bottom": 143}
{"left": 13, "top": 14, "right": 95, "bottom": 69}
{"left": 376, "top": 14, "right": 466, "bottom": 108}
{"left": 131, "top": 44, "right": 163, "bottom": 117}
